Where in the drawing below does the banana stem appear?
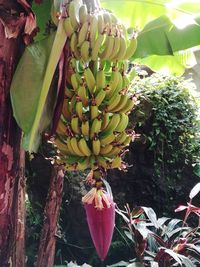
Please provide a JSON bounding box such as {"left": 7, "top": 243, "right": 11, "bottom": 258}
{"left": 28, "top": 19, "right": 67, "bottom": 152}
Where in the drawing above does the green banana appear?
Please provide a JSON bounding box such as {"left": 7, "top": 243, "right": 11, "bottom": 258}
{"left": 89, "top": 15, "right": 98, "bottom": 48}
{"left": 84, "top": 67, "right": 96, "bottom": 94}
{"left": 106, "top": 92, "right": 121, "bottom": 112}
{"left": 80, "top": 40, "right": 90, "bottom": 62}
{"left": 119, "top": 98, "right": 135, "bottom": 114}
{"left": 97, "top": 13, "right": 105, "bottom": 34}
{"left": 92, "top": 138, "right": 101, "bottom": 155}
{"left": 96, "top": 68, "right": 106, "bottom": 93}
{"left": 70, "top": 137, "right": 86, "bottom": 156}
{"left": 99, "top": 34, "right": 115, "bottom": 60}
{"left": 100, "top": 132, "right": 116, "bottom": 146}
{"left": 71, "top": 116, "right": 81, "bottom": 135}
{"left": 110, "top": 94, "right": 129, "bottom": 113}
{"left": 63, "top": 17, "right": 74, "bottom": 37}
{"left": 101, "top": 112, "right": 110, "bottom": 131}
{"left": 70, "top": 32, "right": 80, "bottom": 59}
{"left": 100, "top": 144, "right": 113, "bottom": 155}
{"left": 62, "top": 99, "right": 72, "bottom": 121}
{"left": 124, "top": 37, "right": 137, "bottom": 60}
{"left": 78, "top": 21, "right": 89, "bottom": 46}
{"left": 90, "top": 104, "right": 99, "bottom": 120}
{"left": 75, "top": 100, "right": 83, "bottom": 121}
{"left": 68, "top": 0, "right": 80, "bottom": 30}
{"left": 111, "top": 156, "right": 122, "bottom": 168}
{"left": 91, "top": 34, "right": 105, "bottom": 61}
{"left": 115, "top": 113, "right": 129, "bottom": 132}
{"left": 90, "top": 118, "right": 102, "bottom": 139}
{"left": 95, "top": 89, "right": 106, "bottom": 106}
{"left": 79, "top": 4, "right": 88, "bottom": 24}
{"left": 77, "top": 85, "right": 88, "bottom": 106}
{"left": 81, "top": 120, "right": 89, "bottom": 137}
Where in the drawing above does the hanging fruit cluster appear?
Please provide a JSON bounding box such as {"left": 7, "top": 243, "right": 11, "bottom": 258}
{"left": 52, "top": 0, "right": 137, "bottom": 261}
{"left": 54, "top": 0, "right": 137, "bottom": 173}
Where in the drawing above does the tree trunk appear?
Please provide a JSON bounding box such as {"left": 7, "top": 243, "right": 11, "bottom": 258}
{"left": 0, "top": 0, "right": 36, "bottom": 265}
{"left": 36, "top": 165, "right": 64, "bottom": 267}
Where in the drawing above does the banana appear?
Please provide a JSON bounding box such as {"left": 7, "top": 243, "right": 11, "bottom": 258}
{"left": 102, "top": 113, "right": 121, "bottom": 134}
{"left": 77, "top": 157, "right": 90, "bottom": 170}
{"left": 115, "top": 113, "right": 129, "bottom": 132}
{"left": 84, "top": 67, "right": 96, "bottom": 94}
{"left": 95, "top": 89, "right": 106, "bottom": 106}
{"left": 66, "top": 137, "right": 77, "bottom": 155}
{"left": 91, "top": 34, "right": 105, "bottom": 61}
{"left": 63, "top": 17, "right": 74, "bottom": 37}
{"left": 69, "top": 94, "right": 77, "bottom": 113}
{"left": 78, "top": 21, "right": 89, "bottom": 46}
{"left": 65, "top": 86, "right": 74, "bottom": 99}
{"left": 124, "top": 37, "right": 137, "bottom": 60}
{"left": 119, "top": 98, "right": 135, "bottom": 114}
{"left": 97, "top": 156, "right": 109, "bottom": 169}
{"left": 99, "top": 34, "right": 115, "bottom": 60}
{"left": 89, "top": 15, "right": 98, "bottom": 48}
{"left": 100, "top": 132, "right": 115, "bottom": 146}
{"left": 113, "top": 35, "right": 127, "bottom": 61}
{"left": 110, "top": 94, "right": 129, "bottom": 113}
{"left": 78, "top": 138, "right": 92, "bottom": 156}
{"left": 92, "top": 138, "right": 101, "bottom": 155}
{"left": 100, "top": 144, "right": 113, "bottom": 155}
{"left": 115, "top": 132, "right": 128, "bottom": 144}
{"left": 97, "top": 13, "right": 105, "bottom": 34}
{"left": 64, "top": 163, "right": 77, "bottom": 171}
{"left": 123, "top": 135, "right": 132, "bottom": 146}
{"left": 71, "top": 73, "right": 81, "bottom": 91}
{"left": 122, "top": 74, "right": 130, "bottom": 91}
{"left": 111, "top": 156, "right": 122, "bottom": 168}
{"left": 71, "top": 116, "right": 81, "bottom": 135}
{"left": 77, "top": 85, "right": 88, "bottom": 106}
{"left": 104, "top": 146, "right": 121, "bottom": 157}
{"left": 81, "top": 120, "right": 89, "bottom": 137}
{"left": 50, "top": 0, "right": 59, "bottom": 26}
{"left": 56, "top": 119, "right": 67, "bottom": 136}
{"left": 70, "top": 137, "right": 86, "bottom": 157}
{"left": 109, "top": 34, "right": 121, "bottom": 60}
{"left": 102, "top": 12, "right": 112, "bottom": 30}
{"left": 90, "top": 118, "right": 102, "bottom": 139}
{"left": 62, "top": 99, "right": 72, "bottom": 121}
{"left": 96, "top": 68, "right": 106, "bottom": 93}
{"left": 79, "top": 4, "right": 88, "bottom": 24}
{"left": 68, "top": 0, "right": 80, "bottom": 30}
{"left": 90, "top": 104, "right": 99, "bottom": 120}
{"left": 101, "top": 112, "right": 110, "bottom": 131}
{"left": 54, "top": 137, "right": 70, "bottom": 154}
{"left": 106, "top": 92, "right": 121, "bottom": 112}
{"left": 106, "top": 69, "right": 121, "bottom": 97}
{"left": 70, "top": 32, "right": 80, "bottom": 59}
{"left": 75, "top": 100, "right": 83, "bottom": 121}
{"left": 80, "top": 40, "right": 90, "bottom": 62}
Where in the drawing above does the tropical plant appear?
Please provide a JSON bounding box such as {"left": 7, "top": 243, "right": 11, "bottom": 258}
{"left": 110, "top": 183, "right": 200, "bottom": 267}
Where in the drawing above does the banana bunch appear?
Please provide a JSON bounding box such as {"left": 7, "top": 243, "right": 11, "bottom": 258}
{"left": 52, "top": 0, "right": 137, "bottom": 173}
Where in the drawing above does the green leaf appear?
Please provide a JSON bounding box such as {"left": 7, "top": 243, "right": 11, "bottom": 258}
{"left": 189, "top": 182, "right": 200, "bottom": 199}
{"left": 10, "top": 32, "right": 56, "bottom": 134}
{"left": 32, "top": 0, "right": 52, "bottom": 41}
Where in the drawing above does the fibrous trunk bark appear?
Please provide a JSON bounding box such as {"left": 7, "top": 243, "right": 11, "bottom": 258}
{"left": 36, "top": 165, "right": 64, "bottom": 267}
{"left": 0, "top": 21, "right": 25, "bottom": 267}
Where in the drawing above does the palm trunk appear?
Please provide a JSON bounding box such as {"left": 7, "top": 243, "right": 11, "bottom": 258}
{"left": 35, "top": 165, "right": 64, "bottom": 267}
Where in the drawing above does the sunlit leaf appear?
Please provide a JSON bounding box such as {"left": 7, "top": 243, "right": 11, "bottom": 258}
{"left": 189, "top": 183, "right": 200, "bottom": 199}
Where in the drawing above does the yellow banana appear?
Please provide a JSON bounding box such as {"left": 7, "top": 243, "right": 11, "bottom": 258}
{"left": 122, "top": 135, "right": 132, "bottom": 146}
{"left": 70, "top": 137, "right": 85, "bottom": 157}
{"left": 115, "top": 113, "right": 129, "bottom": 132}
{"left": 66, "top": 137, "right": 77, "bottom": 155}
{"left": 106, "top": 92, "right": 121, "bottom": 112}
{"left": 124, "top": 37, "right": 137, "bottom": 60}
{"left": 96, "top": 68, "right": 106, "bottom": 93}
{"left": 99, "top": 34, "right": 115, "bottom": 60}
{"left": 80, "top": 40, "right": 90, "bottom": 62}
{"left": 113, "top": 35, "right": 127, "bottom": 61}
{"left": 111, "top": 156, "right": 122, "bottom": 168}
{"left": 62, "top": 99, "right": 72, "bottom": 121}
{"left": 91, "top": 34, "right": 105, "bottom": 61}
{"left": 119, "top": 98, "right": 135, "bottom": 114}
{"left": 110, "top": 94, "right": 129, "bottom": 113}
{"left": 90, "top": 104, "right": 99, "bottom": 120}
{"left": 79, "top": 4, "right": 88, "bottom": 24}
{"left": 77, "top": 157, "right": 90, "bottom": 170}
{"left": 104, "top": 146, "right": 121, "bottom": 157}
{"left": 115, "top": 132, "right": 128, "bottom": 144}
{"left": 54, "top": 137, "right": 70, "bottom": 154}
{"left": 89, "top": 15, "right": 98, "bottom": 48}
{"left": 63, "top": 17, "right": 74, "bottom": 37}
{"left": 78, "top": 21, "right": 89, "bottom": 46}
{"left": 100, "top": 132, "right": 116, "bottom": 146}
{"left": 90, "top": 118, "right": 102, "bottom": 139}
{"left": 71, "top": 116, "right": 81, "bottom": 135}
{"left": 102, "top": 113, "right": 121, "bottom": 134}
{"left": 65, "top": 86, "right": 74, "bottom": 99}
{"left": 78, "top": 138, "right": 92, "bottom": 156}
{"left": 92, "top": 138, "right": 101, "bottom": 155}
{"left": 95, "top": 89, "right": 106, "bottom": 106}
{"left": 75, "top": 101, "right": 83, "bottom": 121}
{"left": 69, "top": 94, "right": 77, "bottom": 113}
{"left": 101, "top": 112, "right": 110, "bottom": 131}
{"left": 56, "top": 119, "right": 67, "bottom": 136}
{"left": 81, "top": 120, "right": 89, "bottom": 137}
{"left": 71, "top": 73, "right": 81, "bottom": 91}
{"left": 84, "top": 67, "right": 96, "bottom": 94}
{"left": 106, "top": 69, "right": 121, "bottom": 97}
{"left": 100, "top": 144, "right": 113, "bottom": 155}
{"left": 68, "top": 0, "right": 81, "bottom": 30}
{"left": 77, "top": 85, "right": 89, "bottom": 106}
{"left": 96, "top": 156, "right": 109, "bottom": 169}
{"left": 70, "top": 32, "right": 80, "bottom": 59}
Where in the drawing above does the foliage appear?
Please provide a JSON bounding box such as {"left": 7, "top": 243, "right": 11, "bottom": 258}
{"left": 129, "top": 74, "right": 200, "bottom": 213}
{"left": 110, "top": 183, "right": 200, "bottom": 267}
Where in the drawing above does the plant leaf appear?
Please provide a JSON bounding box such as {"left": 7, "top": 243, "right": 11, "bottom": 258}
{"left": 189, "top": 182, "right": 200, "bottom": 199}
{"left": 10, "top": 32, "right": 56, "bottom": 134}
{"left": 142, "top": 207, "right": 160, "bottom": 228}
{"left": 108, "top": 260, "right": 130, "bottom": 267}
{"left": 164, "top": 249, "right": 182, "bottom": 265}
